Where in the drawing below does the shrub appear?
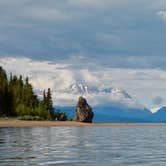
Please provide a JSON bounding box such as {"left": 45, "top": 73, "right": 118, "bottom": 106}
{"left": 16, "top": 103, "right": 32, "bottom": 116}
{"left": 34, "top": 104, "right": 51, "bottom": 120}
{"left": 18, "top": 115, "right": 43, "bottom": 121}
{"left": 54, "top": 110, "right": 68, "bottom": 121}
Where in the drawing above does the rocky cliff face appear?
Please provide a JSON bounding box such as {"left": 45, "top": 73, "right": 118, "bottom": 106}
{"left": 74, "top": 96, "right": 94, "bottom": 123}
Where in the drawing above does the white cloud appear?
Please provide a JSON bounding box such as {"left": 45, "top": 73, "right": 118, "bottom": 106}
{"left": 157, "top": 11, "right": 166, "bottom": 20}
{"left": 0, "top": 56, "right": 166, "bottom": 109}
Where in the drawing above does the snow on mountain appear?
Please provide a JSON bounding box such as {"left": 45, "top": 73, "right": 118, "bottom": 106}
{"left": 53, "top": 82, "right": 143, "bottom": 109}
{"left": 150, "top": 107, "right": 166, "bottom": 122}
{"left": 150, "top": 107, "right": 162, "bottom": 113}
{"left": 60, "top": 83, "right": 89, "bottom": 94}
{"left": 57, "top": 83, "right": 132, "bottom": 98}
{"left": 55, "top": 83, "right": 152, "bottom": 122}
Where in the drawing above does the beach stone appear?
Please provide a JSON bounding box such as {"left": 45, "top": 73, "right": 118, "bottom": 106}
{"left": 74, "top": 96, "right": 94, "bottom": 123}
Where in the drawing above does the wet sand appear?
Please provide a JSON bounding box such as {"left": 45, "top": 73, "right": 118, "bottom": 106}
{"left": 0, "top": 120, "right": 166, "bottom": 127}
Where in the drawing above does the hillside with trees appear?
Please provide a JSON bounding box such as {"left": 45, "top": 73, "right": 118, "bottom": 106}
{"left": 0, "top": 66, "right": 67, "bottom": 121}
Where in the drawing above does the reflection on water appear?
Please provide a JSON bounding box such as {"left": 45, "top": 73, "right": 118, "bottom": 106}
{"left": 0, "top": 126, "right": 166, "bottom": 166}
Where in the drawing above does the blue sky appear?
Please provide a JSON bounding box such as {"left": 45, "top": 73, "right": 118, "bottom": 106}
{"left": 0, "top": 0, "right": 166, "bottom": 109}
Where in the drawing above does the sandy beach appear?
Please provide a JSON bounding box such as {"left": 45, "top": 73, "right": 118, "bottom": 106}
{"left": 0, "top": 120, "right": 166, "bottom": 127}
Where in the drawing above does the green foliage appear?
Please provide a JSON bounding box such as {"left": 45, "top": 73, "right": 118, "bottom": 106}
{"left": 16, "top": 103, "right": 32, "bottom": 116}
{"left": 0, "top": 67, "right": 8, "bottom": 116}
{"left": 18, "top": 115, "right": 43, "bottom": 121}
{"left": 42, "top": 88, "right": 54, "bottom": 120}
{"left": 0, "top": 66, "right": 68, "bottom": 121}
{"left": 33, "top": 103, "right": 51, "bottom": 120}
{"left": 54, "top": 110, "right": 68, "bottom": 121}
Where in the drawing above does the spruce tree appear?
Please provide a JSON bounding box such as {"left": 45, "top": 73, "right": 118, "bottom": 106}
{"left": 46, "top": 88, "right": 53, "bottom": 111}
{"left": 45, "top": 88, "right": 54, "bottom": 120}
{"left": 0, "top": 67, "right": 65, "bottom": 120}
{"left": 0, "top": 67, "right": 8, "bottom": 116}
{"left": 22, "top": 77, "right": 38, "bottom": 109}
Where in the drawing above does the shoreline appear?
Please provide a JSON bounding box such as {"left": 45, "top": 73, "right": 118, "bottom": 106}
{"left": 0, "top": 120, "right": 166, "bottom": 127}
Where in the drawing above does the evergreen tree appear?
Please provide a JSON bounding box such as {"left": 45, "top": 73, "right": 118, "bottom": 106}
{"left": 22, "top": 77, "right": 38, "bottom": 109}
{"left": 42, "top": 88, "right": 54, "bottom": 120}
{"left": 0, "top": 67, "right": 8, "bottom": 116}
{"left": 46, "top": 89, "right": 53, "bottom": 110}
{"left": 0, "top": 67, "right": 68, "bottom": 121}
{"left": 47, "top": 88, "right": 54, "bottom": 119}
{"left": 8, "top": 74, "right": 23, "bottom": 115}
{"left": 42, "top": 90, "right": 46, "bottom": 106}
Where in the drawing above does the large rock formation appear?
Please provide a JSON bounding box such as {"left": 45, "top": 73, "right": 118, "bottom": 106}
{"left": 74, "top": 96, "right": 94, "bottom": 123}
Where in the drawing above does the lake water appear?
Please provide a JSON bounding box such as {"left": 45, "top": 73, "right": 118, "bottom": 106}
{"left": 0, "top": 126, "right": 166, "bottom": 166}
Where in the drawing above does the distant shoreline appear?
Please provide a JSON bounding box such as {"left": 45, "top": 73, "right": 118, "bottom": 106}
{"left": 0, "top": 120, "right": 166, "bottom": 127}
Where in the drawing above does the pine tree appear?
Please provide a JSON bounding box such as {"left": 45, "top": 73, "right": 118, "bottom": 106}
{"left": 0, "top": 67, "right": 8, "bottom": 116}
{"left": 22, "top": 77, "right": 38, "bottom": 109}
{"left": 0, "top": 67, "right": 66, "bottom": 121}
{"left": 43, "top": 88, "right": 54, "bottom": 120}
{"left": 46, "top": 88, "right": 53, "bottom": 111}
{"left": 48, "top": 88, "right": 53, "bottom": 118}
{"left": 42, "top": 90, "right": 46, "bottom": 105}
{"left": 9, "top": 74, "right": 23, "bottom": 114}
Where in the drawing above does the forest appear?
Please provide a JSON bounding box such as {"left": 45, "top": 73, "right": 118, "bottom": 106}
{"left": 0, "top": 66, "right": 67, "bottom": 121}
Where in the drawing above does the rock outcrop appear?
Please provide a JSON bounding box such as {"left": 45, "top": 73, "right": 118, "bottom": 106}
{"left": 74, "top": 96, "right": 94, "bottom": 123}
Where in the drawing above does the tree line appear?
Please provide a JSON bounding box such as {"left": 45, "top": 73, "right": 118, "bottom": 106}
{"left": 0, "top": 66, "right": 67, "bottom": 121}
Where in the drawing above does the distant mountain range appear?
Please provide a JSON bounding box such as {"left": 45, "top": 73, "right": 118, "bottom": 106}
{"left": 54, "top": 83, "right": 166, "bottom": 123}
{"left": 57, "top": 106, "right": 166, "bottom": 123}
{"left": 150, "top": 107, "right": 166, "bottom": 122}
{"left": 58, "top": 83, "right": 132, "bottom": 98}
{"left": 54, "top": 83, "right": 142, "bottom": 108}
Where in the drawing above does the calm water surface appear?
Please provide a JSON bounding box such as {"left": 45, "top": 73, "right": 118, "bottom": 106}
{"left": 0, "top": 126, "right": 166, "bottom": 166}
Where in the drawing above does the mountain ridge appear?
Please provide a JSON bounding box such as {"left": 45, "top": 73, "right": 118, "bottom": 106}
{"left": 53, "top": 82, "right": 143, "bottom": 109}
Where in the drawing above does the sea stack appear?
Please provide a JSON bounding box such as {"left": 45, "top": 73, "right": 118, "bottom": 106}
{"left": 74, "top": 96, "right": 94, "bottom": 123}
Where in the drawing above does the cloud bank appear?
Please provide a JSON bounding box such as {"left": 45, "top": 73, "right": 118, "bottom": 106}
{"left": 0, "top": 57, "right": 166, "bottom": 109}
{"left": 0, "top": 0, "right": 166, "bottom": 109}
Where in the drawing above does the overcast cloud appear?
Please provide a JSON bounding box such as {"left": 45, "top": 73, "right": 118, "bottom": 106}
{"left": 0, "top": 0, "right": 166, "bottom": 68}
{"left": 0, "top": 1, "right": 166, "bottom": 109}
{"left": 0, "top": 57, "right": 166, "bottom": 109}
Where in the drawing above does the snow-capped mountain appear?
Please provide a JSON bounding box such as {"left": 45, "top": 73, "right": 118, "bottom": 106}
{"left": 57, "top": 83, "right": 132, "bottom": 98}
{"left": 53, "top": 82, "right": 144, "bottom": 109}
{"left": 149, "top": 107, "right": 166, "bottom": 122}
{"left": 54, "top": 83, "right": 155, "bottom": 123}
{"left": 60, "top": 83, "right": 89, "bottom": 94}
{"left": 150, "top": 107, "right": 162, "bottom": 113}
{"left": 1, "top": 57, "right": 166, "bottom": 122}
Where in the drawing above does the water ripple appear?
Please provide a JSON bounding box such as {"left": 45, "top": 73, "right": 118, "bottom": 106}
{"left": 0, "top": 126, "right": 166, "bottom": 166}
